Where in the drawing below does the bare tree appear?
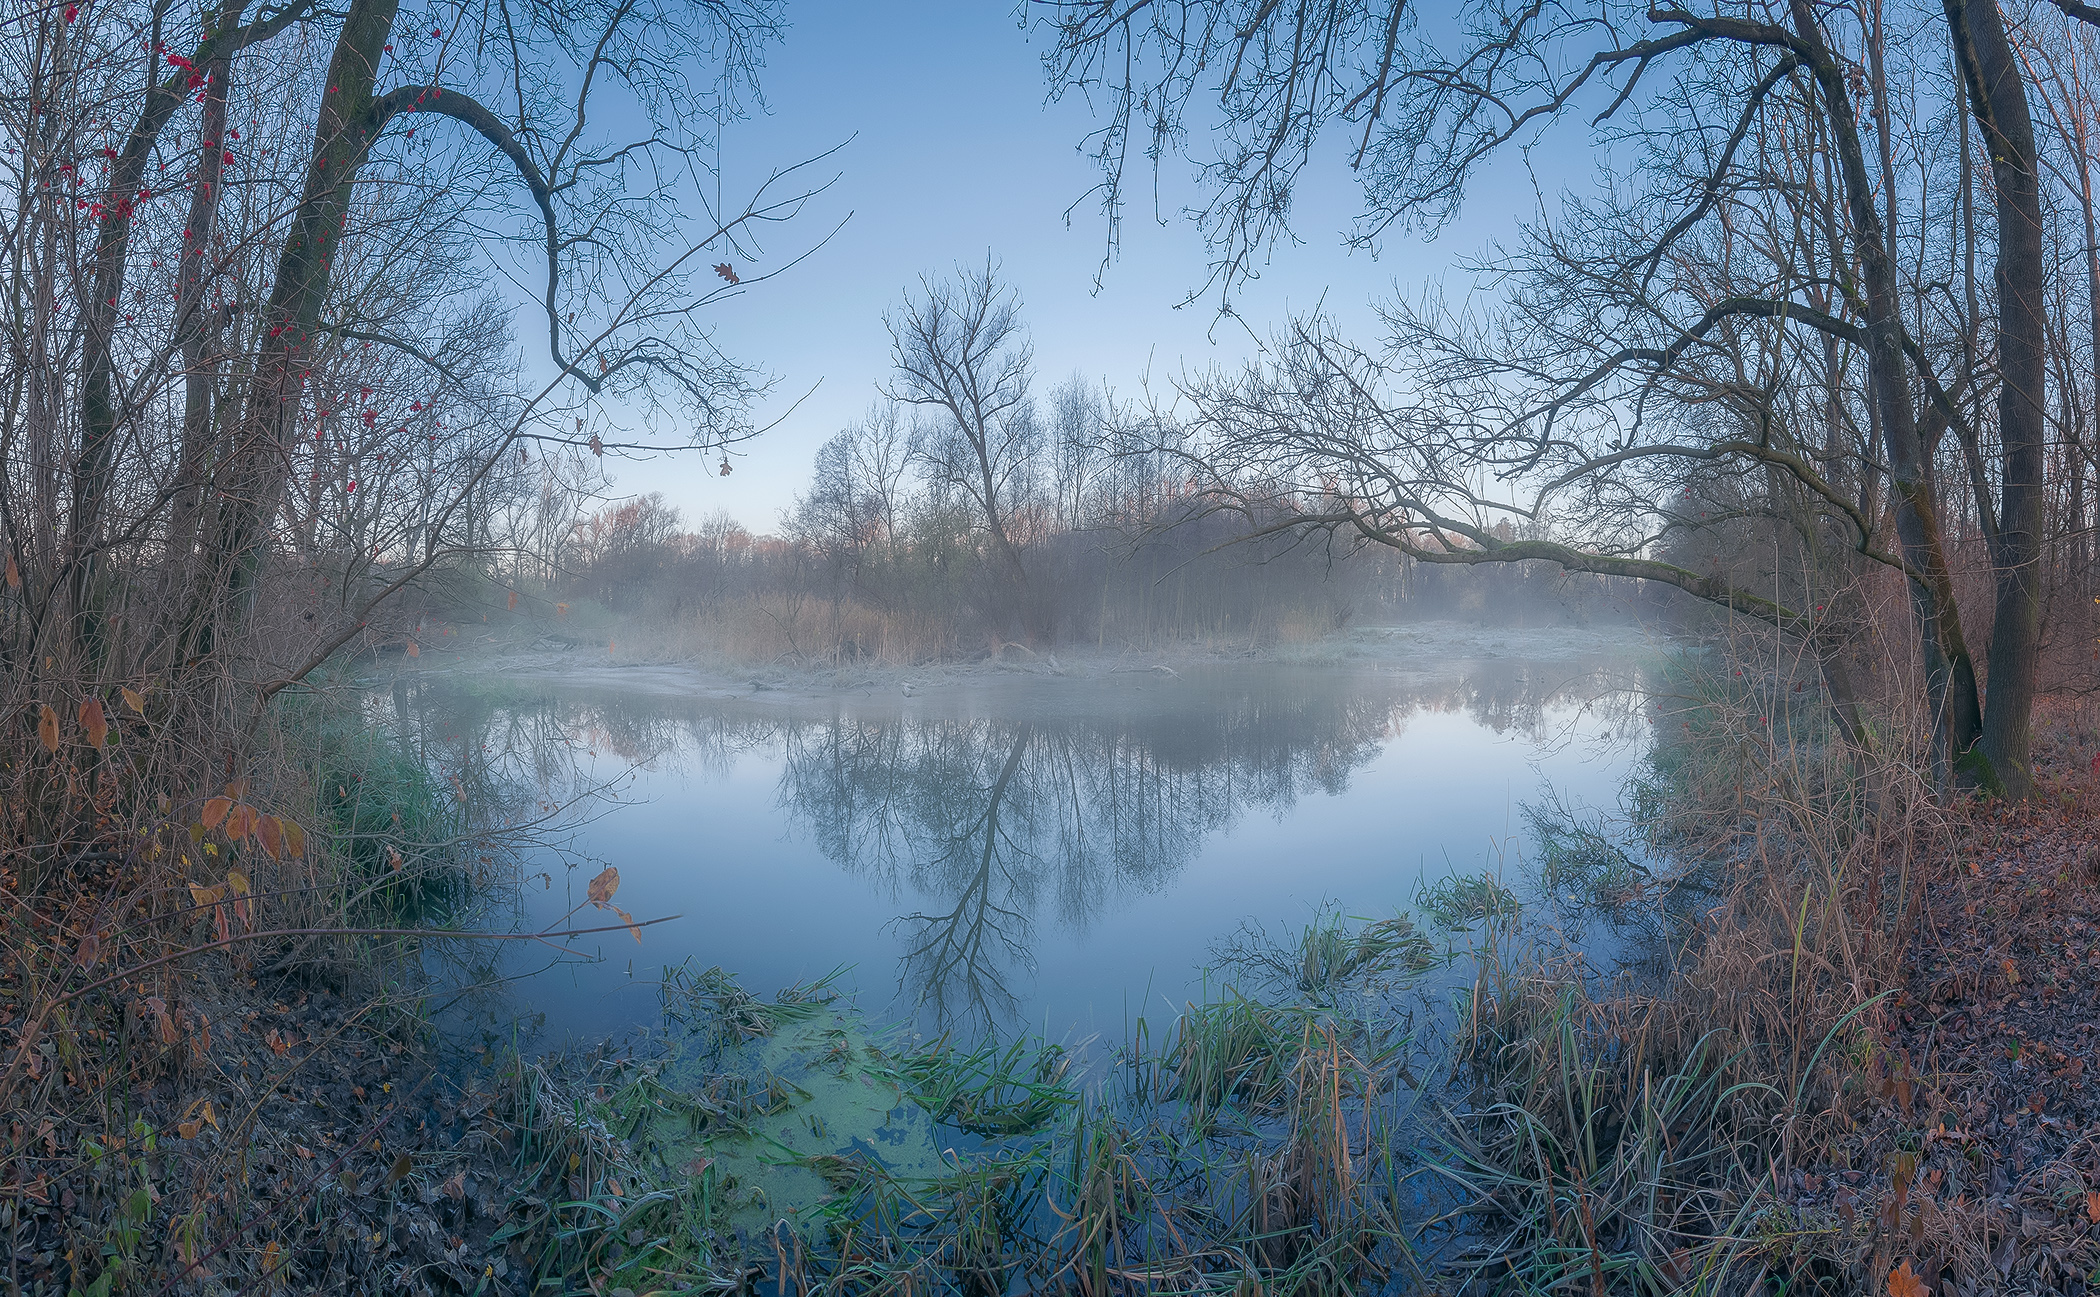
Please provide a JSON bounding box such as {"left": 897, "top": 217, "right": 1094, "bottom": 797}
{"left": 884, "top": 260, "right": 1042, "bottom": 638}
{"left": 1043, "top": 0, "right": 2071, "bottom": 796}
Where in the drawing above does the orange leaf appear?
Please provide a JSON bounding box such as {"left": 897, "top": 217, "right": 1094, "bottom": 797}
{"left": 587, "top": 866, "right": 619, "bottom": 908}
{"left": 3, "top": 552, "right": 17, "bottom": 589}
{"left": 405, "top": 639, "right": 420, "bottom": 658}
{"left": 507, "top": 589, "right": 518, "bottom": 611}
{"left": 224, "top": 803, "right": 255, "bottom": 842}
{"left": 200, "top": 796, "right": 231, "bottom": 829}
{"left": 79, "top": 697, "right": 107, "bottom": 749}
{"left": 281, "top": 819, "right": 306, "bottom": 859}
{"left": 120, "top": 686, "right": 145, "bottom": 715}
{"left": 257, "top": 815, "right": 283, "bottom": 860}
{"left": 224, "top": 777, "right": 248, "bottom": 799}
{"left": 2087, "top": 1190, "right": 2100, "bottom": 1224}
{"left": 37, "top": 704, "right": 57, "bottom": 753}
{"left": 1887, "top": 1260, "right": 1929, "bottom": 1297}
{"left": 555, "top": 602, "right": 569, "bottom": 617}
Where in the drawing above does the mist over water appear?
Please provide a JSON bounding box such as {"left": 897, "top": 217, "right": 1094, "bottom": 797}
{"left": 407, "top": 640, "right": 1655, "bottom": 1051}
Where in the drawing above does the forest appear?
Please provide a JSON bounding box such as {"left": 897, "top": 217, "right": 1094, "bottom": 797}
{"left": 7, "top": 0, "right": 2100, "bottom": 1293}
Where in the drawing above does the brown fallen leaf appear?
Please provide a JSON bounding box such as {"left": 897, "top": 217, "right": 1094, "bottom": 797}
{"left": 120, "top": 685, "right": 145, "bottom": 715}
{"left": 80, "top": 697, "right": 107, "bottom": 749}
{"left": 37, "top": 704, "right": 57, "bottom": 753}
{"left": 1887, "top": 1260, "right": 1929, "bottom": 1297}
{"left": 588, "top": 866, "right": 619, "bottom": 908}
{"left": 200, "top": 796, "right": 231, "bottom": 830}
{"left": 257, "top": 815, "right": 283, "bottom": 860}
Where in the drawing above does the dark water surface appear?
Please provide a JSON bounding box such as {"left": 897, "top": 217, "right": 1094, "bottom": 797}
{"left": 398, "top": 646, "right": 1653, "bottom": 1050}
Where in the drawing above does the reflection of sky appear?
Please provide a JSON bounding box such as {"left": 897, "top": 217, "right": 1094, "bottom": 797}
{"left": 438, "top": 659, "right": 1648, "bottom": 1050}
{"left": 589, "top": 0, "right": 1559, "bottom": 530}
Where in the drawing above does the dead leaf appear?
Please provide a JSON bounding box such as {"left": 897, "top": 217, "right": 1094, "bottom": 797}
{"left": 387, "top": 1152, "right": 413, "bottom": 1185}
{"left": 507, "top": 589, "right": 518, "bottom": 611}
{"left": 2002, "top": 957, "right": 2020, "bottom": 985}
{"left": 79, "top": 698, "right": 106, "bottom": 749}
{"left": 405, "top": 639, "right": 419, "bottom": 658}
{"left": 257, "top": 815, "right": 283, "bottom": 860}
{"left": 555, "top": 602, "right": 569, "bottom": 617}
{"left": 120, "top": 686, "right": 145, "bottom": 715}
{"left": 2087, "top": 1190, "right": 2099, "bottom": 1224}
{"left": 588, "top": 866, "right": 619, "bottom": 908}
{"left": 3, "top": 552, "right": 17, "bottom": 589}
{"left": 442, "top": 1169, "right": 465, "bottom": 1201}
{"left": 224, "top": 777, "right": 248, "bottom": 799}
{"left": 261, "top": 1240, "right": 281, "bottom": 1275}
{"left": 188, "top": 882, "right": 224, "bottom": 909}
{"left": 281, "top": 819, "right": 305, "bottom": 859}
{"left": 1887, "top": 1260, "right": 1929, "bottom": 1297}
{"left": 144, "top": 996, "right": 176, "bottom": 1044}
{"left": 224, "top": 803, "right": 255, "bottom": 842}
{"left": 37, "top": 704, "right": 57, "bottom": 753}
{"left": 225, "top": 868, "right": 250, "bottom": 926}
{"left": 200, "top": 797, "right": 231, "bottom": 830}
{"left": 76, "top": 933, "right": 100, "bottom": 970}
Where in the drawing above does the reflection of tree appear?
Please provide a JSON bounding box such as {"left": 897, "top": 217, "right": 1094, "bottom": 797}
{"left": 771, "top": 665, "right": 1637, "bottom": 1029}
{"left": 894, "top": 726, "right": 1034, "bottom": 1026}
{"left": 399, "top": 657, "right": 1649, "bottom": 1032}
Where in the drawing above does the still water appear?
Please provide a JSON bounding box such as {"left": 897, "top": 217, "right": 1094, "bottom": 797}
{"left": 393, "top": 633, "right": 1655, "bottom": 1050}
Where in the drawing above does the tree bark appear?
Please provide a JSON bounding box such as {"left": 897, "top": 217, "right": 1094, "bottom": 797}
{"left": 1949, "top": 0, "right": 2047, "bottom": 798}
{"left": 189, "top": 0, "right": 400, "bottom": 658}
{"left": 1790, "top": 0, "right": 1987, "bottom": 785}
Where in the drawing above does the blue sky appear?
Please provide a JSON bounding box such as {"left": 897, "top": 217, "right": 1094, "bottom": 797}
{"left": 613, "top": 1, "right": 1525, "bottom": 532}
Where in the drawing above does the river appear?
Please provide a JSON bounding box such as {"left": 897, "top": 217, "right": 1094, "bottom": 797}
{"left": 382, "top": 625, "right": 1659, "bottom": 1054}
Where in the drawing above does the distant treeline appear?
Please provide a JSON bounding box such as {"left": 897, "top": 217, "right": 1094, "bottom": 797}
{"left": 526, "top": 374, "right": 1648, "bottom": 664}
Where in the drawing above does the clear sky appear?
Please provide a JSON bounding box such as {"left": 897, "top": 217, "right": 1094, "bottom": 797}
{"left": 607, "top": 1, "right": 1523, "bottom": 533}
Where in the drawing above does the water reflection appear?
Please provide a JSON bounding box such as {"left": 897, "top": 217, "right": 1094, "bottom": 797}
{"left": 394, "top": 653, "right": 1649, "bottom": 1038}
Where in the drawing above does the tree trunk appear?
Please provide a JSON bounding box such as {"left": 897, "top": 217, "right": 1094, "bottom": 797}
{"left": 1791, "top": 0, "right": 1986, "bottom": 783}
{"left": 189, "top": 0, "right": 400, "bottom": 658}
{"left": 1949, "top": 0, "right": 2047, "bottom": 798}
